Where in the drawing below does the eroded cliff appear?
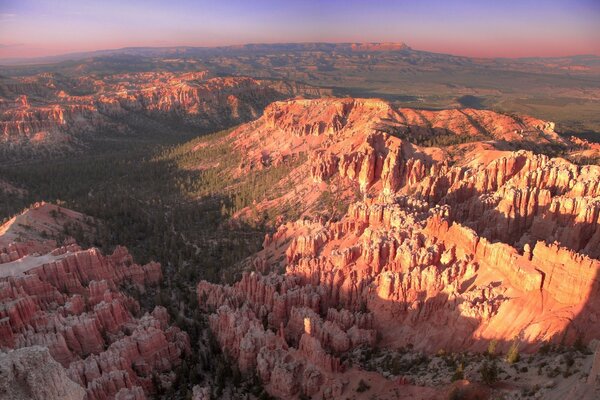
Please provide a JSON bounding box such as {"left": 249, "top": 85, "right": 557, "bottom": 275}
{"left": 195, "top": 97, "right": 600, "bottom": 399}
{"left": 0, "top": 71, "right": 328, "bottom": 154}
{"left": 0, "top": 204, "right": 189, "bottom": 400}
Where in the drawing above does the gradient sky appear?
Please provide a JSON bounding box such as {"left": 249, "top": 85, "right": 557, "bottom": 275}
{"left": 0, "top": 0, "right": 599, "bottom": 59}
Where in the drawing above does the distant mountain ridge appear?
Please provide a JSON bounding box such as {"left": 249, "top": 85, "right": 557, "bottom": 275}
{"left": 1, "top": 42, "right": 413, "bottom": 65}
{"left": 2, "top": 41, "right": 598, "bottom": 66}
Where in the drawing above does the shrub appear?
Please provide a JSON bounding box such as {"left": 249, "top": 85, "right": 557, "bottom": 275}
{"left": 507, "top": 338, "right": 520, "bottom": 364}
{"left": 480, "top": 360, "right": 498, "bottom": 385}
{"left": 487, "top": 340, "right": 498, "bottom": 358}
{"left": 574, "top": 335, "right": 589, "bottom": 354}
{"left": 547, "top": 367, "right": 560, "bottom": 378}
{"left": 451, "top": 363, "right": 464, "bottom": 382}
{"left": 565, "top": 353, "right": 575, "bottom": 368}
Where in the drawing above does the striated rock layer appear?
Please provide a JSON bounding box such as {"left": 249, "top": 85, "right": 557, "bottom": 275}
{"left": 0, "top": 71, "right": 328, "bottom": 153}
{"left": 197, "top": 97, "right": 600, "bottom": 398}
{"left": 0, "top": 205, "right": 190, "bottom": 400}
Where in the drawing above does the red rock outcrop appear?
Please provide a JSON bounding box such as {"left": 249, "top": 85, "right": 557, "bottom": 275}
{"left": 0, "top": 71, "right": 328, "bottom": 153}
{"left": 196, "top": 97, "right": 600, "bottom": 398}
{"left": 0, "top": 202, "right": 92, "bottom": 259}
{"left": 0, "top": 205, "right": 190, "bottom": 400}
{"left": 198, "top": 271, "right": 375, "bottom": 397}
{"left": 225, "top": 98, "right": 595, "bottom": 227}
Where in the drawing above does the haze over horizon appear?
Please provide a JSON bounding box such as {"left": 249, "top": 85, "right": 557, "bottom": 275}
{"left": 0, "top": 0, "right": 599, "bottom": 60}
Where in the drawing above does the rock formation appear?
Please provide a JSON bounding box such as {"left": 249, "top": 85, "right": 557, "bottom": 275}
{"left": 0, "top": 71, "right": 328, "bottom": 154}
{"left": 0, "top": 204, "right": 190, "bottom": 400}
{"left": 195, "top": 97, "right": 600, "bottom": 398}
{"left": 0, "top": 346, "right": 86, "bottom": 400}
{"left": 0, "top": 202, "right": 92, "bottom": 258}
{"left": 3, "top": 94, "right": 599, "bottom": 397}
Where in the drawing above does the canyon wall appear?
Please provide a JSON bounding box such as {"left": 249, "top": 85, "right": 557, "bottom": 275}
{"left": 0, "top": 71, "right": 329, "bottom": 152}
{"left": 196, "top": 97, "right": 600, "bottom": 398}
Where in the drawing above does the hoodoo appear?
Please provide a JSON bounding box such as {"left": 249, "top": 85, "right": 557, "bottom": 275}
{"left": 0, "top": 204, "right": 190, "bottom": 399}
{"left": 196, "top": 97, "right": 600, "bottom": 399}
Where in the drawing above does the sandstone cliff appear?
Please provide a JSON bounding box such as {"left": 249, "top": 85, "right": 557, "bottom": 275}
{"left": 195, "top": 97, "right": 600, "bottom": 399}
{"left": 0, "top": 71, "right": 328, "bottom": 153}
{"left": 0, "top": 205, "right": 189, "bottom": 400}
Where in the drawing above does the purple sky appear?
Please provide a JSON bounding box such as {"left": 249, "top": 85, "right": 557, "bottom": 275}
{"left": 0, "top": 0, "right": 599, "bottom": 59}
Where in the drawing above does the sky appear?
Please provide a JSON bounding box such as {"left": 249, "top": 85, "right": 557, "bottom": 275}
{"left": 0, "top": 0, "right": 599, "bottom": 60}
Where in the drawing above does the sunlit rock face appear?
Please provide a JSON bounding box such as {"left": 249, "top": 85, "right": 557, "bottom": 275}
{"left": 197, "top": 97, "right": 600, "bottom": 398}
{"left": 0, "top": 203, "right": 190, "bottom": 400}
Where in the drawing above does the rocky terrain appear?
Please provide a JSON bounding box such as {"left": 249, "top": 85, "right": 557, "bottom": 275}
{"left": 205, "top": 97, "right": 598, "bottom": 222}
{"left": 0, "top": 71, "right": 327, "bottom": 156}
{"left": 0, "top": 203, "right": 190, "bottom": 399}
{"left": 1, "top": 96, "right": 600, "bottom": 399}
{"left": 4, "top": 43, "right": 598, "bottom": 138}
{"left": 0, "top": 346, "right": 86, "bottom": 400}
{"left": 192, "top": 98, "right": 600, "bottom": 398}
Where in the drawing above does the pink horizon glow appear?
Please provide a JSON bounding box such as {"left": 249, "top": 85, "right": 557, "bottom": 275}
{"left": 1, "top": 0, "right": 598, "bottom": 60}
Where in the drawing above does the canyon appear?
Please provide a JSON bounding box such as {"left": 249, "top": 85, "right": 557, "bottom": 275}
{"left": 193, "top": 98, "right": 600, "bottom": 398}
{"left": 1, "top": 92, "right": 599, "bottom": 398}
{"left": 3, "top": 43, "right": 599, "bottom": 138}
{"left": 0, "top": 71, "right": 326, "bottom": 155}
